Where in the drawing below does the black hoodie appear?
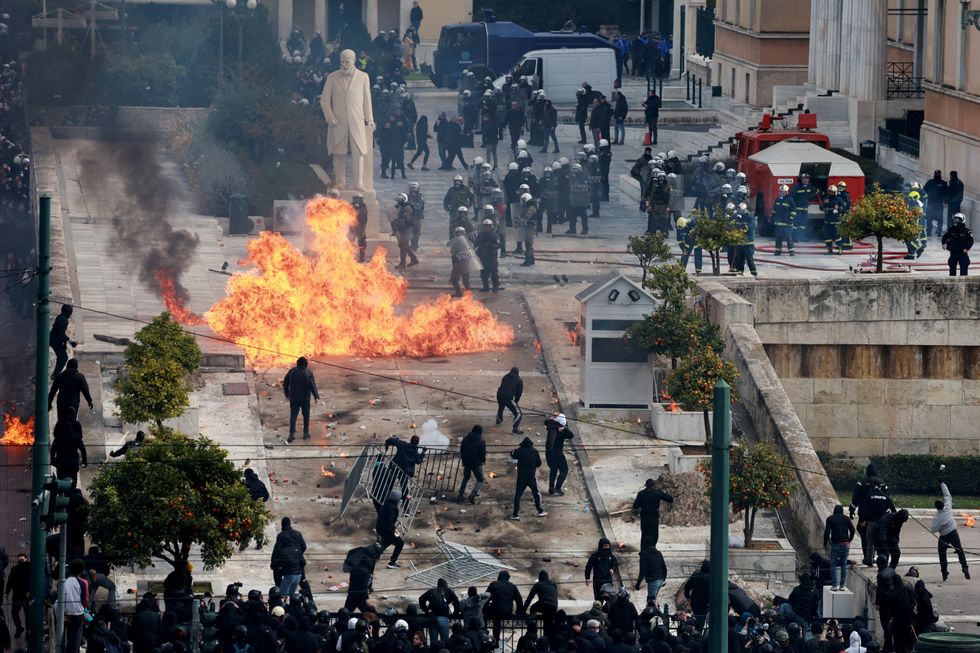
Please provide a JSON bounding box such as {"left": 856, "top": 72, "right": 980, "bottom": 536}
{"left": 497, "top": 368, "right": 523, "bottom": 401}
{"left": 585, "top": 538, "right": 619, "bottom": 583}
{"left": 486, "top": 571, "right": 523, "bottom": 615}
{"left": 849, "top": 464, "right": 886, "bottom": 518}
{"left": 459, "top": 428, "right": 487, "bottom": 467}
{"left": 524, "top": 572, "right": 558, "bottom": 611}
{"left": 510, "top": 437, "right": 541, "bottom": 482}
{"left": 823, "top": 505, "right": 855, "bottom": 546}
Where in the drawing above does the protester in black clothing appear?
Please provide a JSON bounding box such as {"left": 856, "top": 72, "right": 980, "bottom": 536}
{"left": 496, "top": 367, "right": 524, "bottom": 433}
{"left": 386, "top": 434, "right": 424, "bottom": 494}
{"left": 912, "top": 579, "right": 938, "bottom": 635}
{"left": 5, "top": 553, "right": 28, "bottom": 638}
{"left": 612, "top": 91, "right": 629, "bottom": 145}
{"left": 110, "top": 430, "right": 145, "bottom": 458}
{"left": 458, "top": 425, "right": 487, "bottom": 504}
{"left": 49, "top": 360, "right": 94, "bottom": 419}
{"left": 486, "top": 570, "right": 523, "bottom": 643}
{"left": 544, "top": 413, "right": 574, "bottom": 495}
{"left": 244, "top": 468, "right": 270, "bottom": 502}
{"left": 51, "top": 408, "right": 87, "bottom": 485}
{"left": 505, "top": 101, "right": 525, "bottom": 156}
{"left": 50, "top": 304, "right": 76, "bottom": 379}
{"left": 942, "top": 212, "right": 973, "bottom": 276}
{"left": 632, "top": 479, "right": 674, "bottom": 546}
{"left": 643, "top": 91, "right": 661, "bottom": 145}
{"left": 163, "top": 564, "right": 193, "bottom": 614}
{"left": 509, "top": 437, "right": 546, "bottom": 520}
{"left": 875, "top": 509, "right": 909, "bottom": 569}
{"left": 129, "top": 593, "right": 163, "bottom": 653}
{"left": 585, "top": 538, "right": 620, "bottom": 601}
{"left": 884, "top": 573, "right": 915, "bottom": 653}
{"left": 377, "top": 489, "right": 405, "bottom": 568}
{"left": 923, "top": 170, "right": 948, "bottom": 237}
{"left": 443, "top": 117, "right": 469, "bottom": 171}
{"left": 283, "top": 357, "right": 319, "bottom": 442}
{"left": 682, "top": 560, "right": 710, "bottom": 630}
{"left": 636, "top": 545, "right": 668, "bottom": 607}
{"left": 779, "top": 574, "right": 819, "bottom": 628}
{"left": 344, "top": 543, "right": 381, "bottom": 613}
{"left": 270, "top": 517, "right": 307, "bottom": 597}
{"left": 419, "top": 578, "right": 460, "bottom": 643}
{"left": 822, "top": 505, "right": 855, "bottom": 590}
{"left": 524, "top": 571, "right": 558, "bottom": 624}
{"left": 434, "top": 112, "right": 451, "bottom": 168}
{"left": 408, "top": 115, "right": 430, "bottom": 170}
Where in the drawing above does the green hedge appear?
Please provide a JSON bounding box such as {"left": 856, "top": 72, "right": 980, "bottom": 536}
{"left": 818, "top": 452, "right": 980, "bottom": 495}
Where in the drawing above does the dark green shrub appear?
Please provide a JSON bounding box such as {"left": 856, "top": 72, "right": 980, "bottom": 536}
{"left": 818, "top": 452, "right": 980, "bottom": 494}
{"left": 102, "top": 52, "right": 184, "bottom": 107}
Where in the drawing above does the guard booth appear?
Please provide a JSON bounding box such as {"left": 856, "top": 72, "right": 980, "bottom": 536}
{"left": 575, "top": 271, "right": 660, "bottom": 409}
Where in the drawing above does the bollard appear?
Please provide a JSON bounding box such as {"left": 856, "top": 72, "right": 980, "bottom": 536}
{"left": 698, "top": 78, "right": 703, "bottom": 109}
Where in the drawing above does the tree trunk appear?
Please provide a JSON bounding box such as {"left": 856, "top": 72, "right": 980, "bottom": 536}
{"left": 710, "top": 250, "right": 720, "bottom": 275}
{"left": 703, "top": 409, "right": 711, "bottom": 448}
{"left": 877, "top": 235, "right": 884, "bottom": 273}
{"left": 745, "top": 507, "right": 758, "bottom": 548}
{"left": 671, "top": 357, "right": 677, "bottom": 370}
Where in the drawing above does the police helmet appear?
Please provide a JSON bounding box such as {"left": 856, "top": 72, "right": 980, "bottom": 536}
{"left": 473, "top": 156, "right": 484, "bottom": 166}
{"left": 484, "top": 89, "right": 493, "bottom": 97}
{"left": 517, "top": 139, "right": 527, "bottom": 149}
{"left": 713, "top": 162, "right": 725, "bottom": 172}
{"left": 736, "top": 172, "right": 747, "bottom": 182}
{"left": 328, "top": 188, "right": 341, "bottom": 198}
{"left": 484, "top": 76, "right": 492, "bottom": 83}
{"left": 737, "top": 185, "right": 748, "bottom": 195}
{"left": 483, "top": 204, "right": 495, "bottom": 212}
{"left": 583, "top": 144, "right": 596, "bottom": 153}
{"left": 482, "top": 162, "right": 492, "bottom": 171}
{"left": 520, "top": 193, "right": 532, "bottom": 203}
{"left": 517, "top": 149, "right": 529, "bottom": 159}
{"left": 518, "top": 183, "right": 530, "bottom": 193}
{"left": 521, "top": 167, "right": 532, "bottom": 175}
{"left": 910, "top": 181, "right": 921, "bottom": 190}
{"left": 352, "top": 192, "right": 364, "bottom": 200}
{"left": 599, "top": 139, "right": 609, "bottom": 148}
{"left": 409, "top": 181, "right": 420, "bottom": 189}
{"left": 726, "top": 202, "right": 736, "bottom": 211}
{"left": 828, "top": 185, "right": 838, "bottom": 193}
{"left": 453, "top": 175, "right": 464, "bottom": 184}
{"left": 457, "top": 206, "right": 470, "bottom": 214}
{"left": 656, "top": 170, "right": 667, "bottom": 179}
{"left": 699, "top": 156, "right": 709, "bottom": 164}
{"left": 667, "top": 172, "right": 678, "bottom": 179}
{"left": 657, "top": 152, "right": 666, "bottom": 159}
{"left": 395, "top": 192, "right": 408, "bottom": 203}
{"left": 954, "top": 212, "right": 966, "bottom": 225}
{"left": 738, "top": 202, "right": 748, "bottom": 212}
{"left": 483, "top": 218, "right": 494, "bottom": 226}
{"left": 454, "top": 226, "right": 467, "bottom": 234}
{"left": 588, "top": 154, "right": 599, "bottom": 163}
{"left": 462, "top": 90, "right": 471, "bottom": 97}
{"left": 571, "top": 163, "right": 583, "bottom": 173}
{"left": 552, "top": 161, "right": 562, "bottom": 170}
{"left": 837, "top": 181, "right": 847, "bottom": 189}
{"left": 721, "top": 183, "right": 732, "bottom": 193}
{"left": 726, "top": 168, "right": 737, "bottom": 178}
{"left": 667, "top": 150, "right": 677, "bottom": 158}
{"left": 508, "top": 162, "right": 519, "bottom": 171}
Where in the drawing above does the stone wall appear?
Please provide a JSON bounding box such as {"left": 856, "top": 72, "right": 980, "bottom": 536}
{"left": 699, "top": 281, "right": 840, "bottom": 552}
{"left": 722, "top": 277, "right": 980, "bottom": 455}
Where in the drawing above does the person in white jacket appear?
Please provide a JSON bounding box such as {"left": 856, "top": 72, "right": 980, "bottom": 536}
{"left": 930, "top": 479, "right": 971, "bottom": 581}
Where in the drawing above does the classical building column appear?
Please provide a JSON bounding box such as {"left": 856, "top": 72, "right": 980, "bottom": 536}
{"left": 808, "top": 0, "right": 822, "bottom": 85}
{"left": 825, "top": 0, "right": 841, "bottom": 90}
{"left": 852, "top": 0, "right": 887, "bottom": 100}
{"left": 838, "top": 0, "right": 853, "bottom": 95}
{"left": 277, "top": 0, "right": 293, "bottom": 45}
{"left": 364, "top": 0, "right": 378, "bottom": 36}
{"left": 314, "top": 0, "right": 326, "bottom": 40}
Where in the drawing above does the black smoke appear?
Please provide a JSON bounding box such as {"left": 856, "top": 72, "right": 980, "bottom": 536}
{"left": 79, "top": 138, "right": 200, "bottom": 305}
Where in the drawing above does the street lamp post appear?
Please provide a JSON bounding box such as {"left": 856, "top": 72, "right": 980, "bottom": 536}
{"left": 214, "top": 0, "right": 257, "bottom": 79}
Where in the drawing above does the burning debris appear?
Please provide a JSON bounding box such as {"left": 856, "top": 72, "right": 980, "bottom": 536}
{"left": 661, "top": 389, "right": 681, "bottom": 413}
{"left": 156, "top": 270, "right": 206, "bottom": 326}
{"left": 320, "top": 465, "right": 336, "bottom": 478}
{"left": 962, "top": 513, "right": 976, "bottom": 528}
{"left": 0, "top": 413, "right": 34, "bottom": 445}
{"left": 206, "top": 198, "right": 514, "bottom": 365}
{"left": 565, "top": 318, "right": 582, "bottom": 346}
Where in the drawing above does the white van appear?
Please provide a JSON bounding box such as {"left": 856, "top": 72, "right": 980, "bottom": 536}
{"left": 494, "top": 48, "right": 616, "bottom": 105}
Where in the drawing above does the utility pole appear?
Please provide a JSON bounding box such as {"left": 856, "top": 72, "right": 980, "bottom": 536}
{"left": 28, "top": 195, "right": 52, "bottom": 653}
{"left": 708, "top": 380, "right": 730, "bottom": 652}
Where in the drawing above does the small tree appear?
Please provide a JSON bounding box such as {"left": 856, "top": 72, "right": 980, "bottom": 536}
{"left": 667, "top": 349, "right": 738, "bottom": 444}
{"left": 116, "top": 313, "right": 202, "bottom": 427}
{"left": 626, "top": 303, "right": 723, "bottom": 369}
{"left": 125, "top": 312, "right": 203, "bottom": 375}
{"left": 644, "top": 262, "right": 698, "bottom": 309}
{"left": 839, "top": 183, "right": 922, "bottom": 272}
{"left": 691, "top": 206, "right": 744, "bottom": 275}
{"left": 88, "top": 428, "right": 269, "bottom": 572}
{"left": 699, "top": 441, "right": 797, "bottom": 547}
{"left": 627, "top": 232, "right": 673, "bottom": 284}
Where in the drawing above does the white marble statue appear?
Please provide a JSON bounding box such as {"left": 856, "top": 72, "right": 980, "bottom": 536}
{"left": 319, "top": 49, "right": 375, "bottom": 192}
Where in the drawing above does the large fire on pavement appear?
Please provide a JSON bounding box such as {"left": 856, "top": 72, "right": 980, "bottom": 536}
{"left": 0, "top": 413, "right": 35, "bottom": 445}
{"left": 204, "top": 197, "right": 514, "bottom": 366}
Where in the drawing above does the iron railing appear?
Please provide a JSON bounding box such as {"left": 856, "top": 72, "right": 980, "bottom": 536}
{"left": 695, "top": 8, "right": 715, "bottom": 58}
{"left": 878, "top": 126, "right": 920, "bottom": 158}
{"left": 886, "top": 62, "right": 924, "bottom": 98}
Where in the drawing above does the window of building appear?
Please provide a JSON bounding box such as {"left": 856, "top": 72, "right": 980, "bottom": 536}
{"left": 933, "top": 0, "right": 944, "bottom": 82}
{"left": 745, "top": 72, "right": 750, "bottom": 103}
{"left": 591, "top": 337, "right": 649, "bottom": 364}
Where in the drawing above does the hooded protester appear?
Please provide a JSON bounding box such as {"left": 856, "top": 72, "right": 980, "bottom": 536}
{"left": 876, "top": 509, "right": 909, "bottom": 568}
{"left": 682, "top": 560, "right": 710, "bottom": 630}
{"left": 607, "top": 588, "right": 638, "bottom": 634}
{"left": 49, "top": 359, "right": 94, "bottom": 420}
{"left": 271, "top": 517, "right": 307, "bottom": 597}
{"left": 344, "top": 543, "right": 382, "bottom": 612}
{"left": 419, "top": 578, "right": 460, "bottom": 643}
{"left": 485, "top": 571, "right": 522, "bottom": 643}
{"left": 632, "top": 479, "right": 674, "bottom": 547}
{"left": 283, "top": 357, "right": 319, "bottom": 442}
{"left": 544, "top": 413, "right": 574, "bottom": 495}
{"left": 850, "top": 463, "right": 894, "bottom": 566}
{"left": 495, "top": 367, "right": 524, "bottom": 434}
{"left": 585, "top": 539, "right": 620, "bottom": 601}
{"left": 843, "top": 630, "right": 866, "bottom": 653}
{"left": 523, "top": 571, "right": 558, "bottom": 624}
{"left": 458, "top": 425, "right": 487, "bottom": 504}
{"left": 822, "top": 505, "right": 855, "bottom": 590}
{"left": 460, "top": 586, "right": 491, "bottom": 630}
{"left": 129, "top": 594, "right": 163, "bottom": 653}
{"left": 509, "top": 437, "right": 546, "bottom": 520}
{"left": 377, "top": 489, "right": 405, "bottom": 569}
{"left": 635, "top": 545, "right": 668, "bottom": 607}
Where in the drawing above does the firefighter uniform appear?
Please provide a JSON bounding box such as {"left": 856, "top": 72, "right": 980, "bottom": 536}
{"left": 838, "top": 184, "right": 854, "bottom": 251}
{"left": 676, "top": 217, "right": 702, "bottom": 274}
{"left": 790, "top": 179, "right": 817, "bottom": 240}
{"left": 904, "top": 189, "right": 927, "bottom": 259}
{"left": 732, "top": 210, "right": 757, "bottom": 276}
{"left": 822, "top": 189, "right": 845, "bottom": 254}
{"left": 772, "top": 190, "right": 795, "bottom": 256}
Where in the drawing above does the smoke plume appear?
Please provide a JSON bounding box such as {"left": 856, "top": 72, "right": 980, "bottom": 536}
{"left": 78, "top": 138, "right": 200, "bottom": 306}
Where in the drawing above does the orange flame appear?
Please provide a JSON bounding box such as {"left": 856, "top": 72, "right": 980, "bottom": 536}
{"left": 0, "top": 413, "right": 35, "bottom": 445}
{"left": 205, "top": 198, "right": 514, "bottom": 366}
{"left": 320, "top": 465, "right": 336, "bottom": 478}
{"left": 661, "top": 389, "right": 681, "bottom": 413}
{"left": 565, "top": 318, "right": 582, "bottom": 346}
{"left": 962, "top": 513, "right": 976, "bottom": 528}
{"left": 487, "top": 471, "right": 497, "bottom": 479}
{"left": 533, "top": 339, "right": 542, "bottom": 354}
{"left": 155, "top": 270, "right": 206, "bottom": 326}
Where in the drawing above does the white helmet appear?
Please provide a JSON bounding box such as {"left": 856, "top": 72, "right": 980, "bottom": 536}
{"left": 394, "top": 620, "right": 409, "bottom": 632}
{"left": 520, "top": 193, "right": 532, "bottom": 203}
{"left": 453, "top": 175, "right": 464, "bottom": 184}
{"left": 517, "top": 139, "right": 527, "bottom": 149}
{"left": 482, "top": 162, "right": 492, "bottom": 171}
{"left": 483, "top": 204, "right": 495, "bottom": 212}
{"left": 779, "top": 184, "right": 790, "bottom": 193}
{"left": 521, "top": 167, "right": 532, "bottom": 174}
{"left": 409, "top": 181, "right": 420, "bottom": 189}
{"left": 599, "top": 139, "right": 609, "bottom": 148}
{"left": 484, "top": 89, "right": 493, "bottom": 97}
{"left": 473, "top": 156, "right": 484, "bottom": 166}
{"left": 736, "top": 172, "right": 747, "bottom": 182}
{"left": 508, "top": 162, "right": 519, "bottom": 171}
{"left": 828, "top": 184, "right": 838, "bottom": 193}
{"left": 518, "top": 149, "right": 529, "bottom": 158}
{"left": 395, "top": 192, "right": 408, "bottom": 203}
{"left": 583, "top": 144, "right": 596, "bottom": 154}
{"left": 726, "top": 168, "right": 737, "bottom": 178}
{"left": 657, "top": 152, "right": 666, "bottom": 159}
{"left": 559, "top": 157, "right": 569, "bottom": 166}
{"left": 328, "top": 188, "right": 341, "bottom": 198}
{"left": 483, "top": 218, "right": 494, "bottom": 225}
{"left": 647, "top": 160, "right": 658, "bottom": 168}
{"left": 713, "top": 162, "right": 725, "bottom": 172}
{"left": 737, "top": 185, "right": 748, "bottom": 195}
{"left": 954, "top": 212, "right": 966, "bottom": 224}
{"left": 721, "top": 184, "right": 732, "bottom": 193}
{"left": 588, "top": 154, "right": 599, "bottom": 163}
{"left": 457, "top": 206, "right": 469, "bottom": 214}
{"left": 462, "top": 90, "right": 471, "bottom": 97}
{"left": 551, "top": 161, "right": 561, "bottom": 170}
{"left": 656, "top": 170, "right": 667, "bottom": 179}
{"left": 910, "top": 181, "right": 921, "bottom": 190}
{"left": 667, "top": 173, "right": 677, "bottom": 179}
{"left": 518, "top": 184, "right": 530, "bottom": 193}
{"left": 454, "top": 226, "right": 467, "bottom": 234}
{"left": 667, "top": 150, "right": 677, "bottom": 158}
{"left": 725, "top": 202, "right": 736, "bottom": 211}
{"left": 699, "top": 156, "right": 709, "bottom": 164}
{"left": 571, "top": 163, "right": 583, "bottom": 173}
{"left": 738, "top": 202, "right": 748, "bottom": 212}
